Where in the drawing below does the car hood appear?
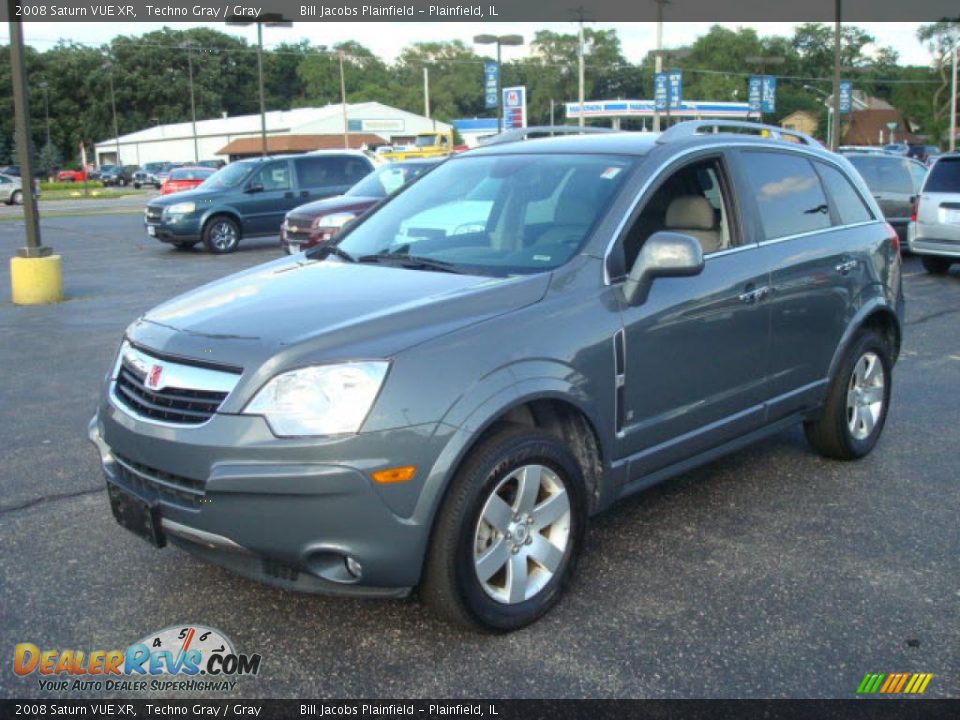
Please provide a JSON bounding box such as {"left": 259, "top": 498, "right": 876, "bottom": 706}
{"left": 128, "top": 255, "right": 551, "bottom": 373}
{"left": 147, "top": 186, "right": 224, "bottom": 207}
{"left": 286, "top": 195, "right": 378, "bottom": 222}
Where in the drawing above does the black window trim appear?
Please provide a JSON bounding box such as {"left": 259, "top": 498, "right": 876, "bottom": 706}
{"left": 811, "top": 159, "right": 875, "bottom": 227}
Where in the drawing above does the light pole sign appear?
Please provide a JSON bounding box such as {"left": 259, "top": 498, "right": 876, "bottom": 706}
{"left": 655, "top": 70, "right": 683, "bottom": 111}
{"left": 484, "top": 61, "right": 499, "bottom": 110}
{"left": 839, "top": 80, "right": 853, "bottom": 114}
{"left": 748, "top": 76, "right": 777, "bottom": 113}
{"left": 502, "top": 86, "right": 527, "bottom": 130}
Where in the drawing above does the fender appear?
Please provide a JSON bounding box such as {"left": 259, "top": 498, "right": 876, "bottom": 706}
{"left": 198, "top": 205, "right": 243, "bottom": 233}
{"left": 410, "top": 365, "right": 613, "bottom": 529}
{"left": 826, "top": 294, "right": 902, "bottom": 384}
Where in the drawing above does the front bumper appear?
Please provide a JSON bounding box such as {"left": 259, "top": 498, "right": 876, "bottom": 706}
{"left": 89, "top": 397, "right": 445, "bottom": 596}
{"left": 144, "top": 213, "right": 203, "bottom": 243}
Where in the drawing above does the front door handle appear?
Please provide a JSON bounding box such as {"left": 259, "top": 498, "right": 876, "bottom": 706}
{"left": 836, "top": 259, "right": 857, "bottom": 275}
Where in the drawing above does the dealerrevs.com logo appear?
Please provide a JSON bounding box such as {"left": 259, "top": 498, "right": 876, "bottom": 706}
{"left": 13, "top": 625, "right": 261, "bottom": 692}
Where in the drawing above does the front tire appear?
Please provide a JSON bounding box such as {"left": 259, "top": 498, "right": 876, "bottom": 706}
{"left": 10, "top": 190, "right": 22, "bottom": 205}
{"left": 804, "top": 329, "right": 892, "bottom": 460}
{"left": 921, "top": 256, "right": 952, "bottom": 274}
{"left": 421, "top": 424, "right": 586, "bottom": 632}
{"left": 203, "top": 216, "right": 240, "bottom": 254}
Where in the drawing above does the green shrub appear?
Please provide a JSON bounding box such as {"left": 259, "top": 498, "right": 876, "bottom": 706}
{"left": 40, "top": 181, "right": 105, "bottom": 191}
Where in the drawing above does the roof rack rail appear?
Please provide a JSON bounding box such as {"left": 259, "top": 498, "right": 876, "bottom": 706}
{"left": 656, "top": 120, "right": 819, "bottom": 147}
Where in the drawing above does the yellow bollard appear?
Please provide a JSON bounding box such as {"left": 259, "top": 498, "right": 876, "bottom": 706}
{"left": 10, "top": 254, "right": 63, "bottom": 304}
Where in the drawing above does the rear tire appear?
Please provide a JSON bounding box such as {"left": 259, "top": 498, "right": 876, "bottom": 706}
{"left": 134, "top": 183, "right": 141, "bottom": 190}
{"left": 202, "top": 216, "right": 240, "bottom": 254}
{"left": 10, "top": 190, "right": 22, "bottom": 205}
{"left": 804, "top": 329, "right": 892, "bottom": 460}
{"left": 421, "top": 424, "right": 586, "bottom": 632}
{"left": 921, "top": 256, "right": 952, "bottom": 274}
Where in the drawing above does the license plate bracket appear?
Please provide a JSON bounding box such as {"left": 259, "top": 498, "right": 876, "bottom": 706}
{"left": 107, "top": 482, "right": 166, "bottom": 548}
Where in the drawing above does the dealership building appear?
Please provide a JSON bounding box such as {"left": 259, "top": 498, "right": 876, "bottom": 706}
{"left": 94, "top": 102, "right": 452, "bottom": 166}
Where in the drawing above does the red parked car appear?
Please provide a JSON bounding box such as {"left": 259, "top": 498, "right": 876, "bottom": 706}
{"left": 160, "top": 166, "right": 216, "bottom": 195}
{"left": 280, "top": 158, "right": 441, "bottom": 254}
{"left": 56, "top": 168, "right": 89, "bottom": 182}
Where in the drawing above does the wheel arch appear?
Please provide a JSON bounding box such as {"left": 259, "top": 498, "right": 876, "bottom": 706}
{"left": 200, "top": 208, "right": 243, "bottom": 238}
{"left": 828, "top": 301, "right": 902, "bottom": 383}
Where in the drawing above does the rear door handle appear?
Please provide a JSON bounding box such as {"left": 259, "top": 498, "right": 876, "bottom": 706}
{"left": 738, "top": 286, "right": 771, "bottom": 304}
{"left": 836, "top": 259, "right": 857, "bottom": 275}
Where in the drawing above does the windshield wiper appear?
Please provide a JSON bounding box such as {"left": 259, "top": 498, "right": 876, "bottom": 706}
{"left": 313, "top": 243, "right": 357, "bottom": 263}
{"left": 356, "top": 253, "right": 470, "bottom": 274}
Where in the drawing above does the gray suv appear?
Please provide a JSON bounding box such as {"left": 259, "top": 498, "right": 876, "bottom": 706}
{"left": 90, "top": 122, "right": 903, "bottom": 631}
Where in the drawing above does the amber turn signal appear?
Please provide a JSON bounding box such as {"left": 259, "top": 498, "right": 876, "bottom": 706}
{"left": 370, "top": 466, "right": 417, "bottom": 484}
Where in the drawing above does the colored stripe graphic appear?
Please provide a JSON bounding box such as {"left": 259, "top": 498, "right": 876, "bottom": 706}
{"left": 858, "top": 672, "right": 932, "bottom": 694}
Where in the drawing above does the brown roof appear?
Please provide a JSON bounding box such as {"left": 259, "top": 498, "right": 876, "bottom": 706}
{"left": 217, "top": 133, "right": 385, "bottom": 156}
{"left": 842, "top": 109, "right": 920, "bottom": 146}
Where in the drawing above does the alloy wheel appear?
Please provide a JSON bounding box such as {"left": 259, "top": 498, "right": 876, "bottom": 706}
{"left": 473, "top": 464, "right": 571, "bottom": 604}
{"left": 846, "top": 351, "right": 885, "bottom": 440}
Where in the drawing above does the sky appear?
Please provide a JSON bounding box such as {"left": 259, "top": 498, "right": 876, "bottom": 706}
{"left": 0, "top": 21, "right": 938, "bottom": 68}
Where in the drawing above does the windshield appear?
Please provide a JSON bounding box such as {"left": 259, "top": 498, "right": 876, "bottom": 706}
{"left": 171, "top": 168, "right": 215, "bottom": 181}
{"left": 143, "top": 163, "right": 164, "bottom": 172}
{"left": 346, "top": 162, "right": 437, "bottom": 199}
{"left": 414, "top": 135, "right": 438, "bottom": 147}
{"left": 333, "top": 153, "right": 636, "bottom": 276}
{"left": 199, "top": 162, "right": 254, "bottom": 190}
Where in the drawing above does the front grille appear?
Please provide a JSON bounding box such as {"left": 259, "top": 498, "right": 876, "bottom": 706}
{"left": 284, "top": 217, "right": 314, "bottom": 243}
{"left": 113, "top": 453, "right": 205, "bottom": 508}
{"left": 145, "top": 206, "right": 162, "bottom": 222}
{"left": 115, "top": 360, "right": 227, "bottom": 425}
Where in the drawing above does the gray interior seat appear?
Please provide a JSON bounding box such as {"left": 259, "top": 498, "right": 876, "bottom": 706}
{"left": 664, "top": 195, "right": 723, "bottom": 254}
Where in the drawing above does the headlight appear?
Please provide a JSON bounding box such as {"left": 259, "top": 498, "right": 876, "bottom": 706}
{"left": 243, "top": 362, "right": 389, "bottom": 437}
{"left": 167, "top": 201, "right": 196, "bottom": 214}
{"left": 313, "top": 213, "right": 356, "bottom": 229}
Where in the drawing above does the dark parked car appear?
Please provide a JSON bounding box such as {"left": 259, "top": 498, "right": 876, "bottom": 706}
{"left": 143, "top": 151, "right": 374, "bottom": 253}
{"left": 281, "top": 158, "right": 441, "bottom": 254}
{"left": 133, "top": 162, "right": 167, "bottom": 189}
{"left": 92, "top": 121, "right": 902, "bottom": 630}
{"left": 846, "top": 153, "right": 927, "bottom": 245}
{"left": 100, "top": 164, "right": 138, "bottom": 187}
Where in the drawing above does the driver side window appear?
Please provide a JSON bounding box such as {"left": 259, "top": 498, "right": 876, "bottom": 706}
{"left": 622, "top": 156, "right": 736, "bottom": 270}
{"left": 252, "top": 162, "right": 290, "bottom": 192}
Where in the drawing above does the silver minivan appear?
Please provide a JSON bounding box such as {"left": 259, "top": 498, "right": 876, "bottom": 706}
{"left": 909, "top": 153, "right": 960, "bottom": 273}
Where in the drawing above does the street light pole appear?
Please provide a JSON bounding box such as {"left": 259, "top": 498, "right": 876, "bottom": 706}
{"left": 39, "top": 81, "right": 51, "bottom": 146}
{"left": 185, "top": 43, "right": 199, "bottom": 163}
{"left": 7, "top": 9, "right": 46, "bottom": 259}
{"left": 652, "top": 0, "right": 669, "bottom": 132}
{"left": 226, "top": 14, "right": 292, "bottom": 159}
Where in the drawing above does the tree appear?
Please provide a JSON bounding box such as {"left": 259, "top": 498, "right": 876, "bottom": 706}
{"left": 917, "top": 20, "right": 960, "bottom": 143}
{"left": 36, "top": 141, "right": 61, "bottom": 177}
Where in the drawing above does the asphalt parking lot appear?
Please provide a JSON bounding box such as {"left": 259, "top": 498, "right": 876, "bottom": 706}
{"left": 0, "top": 211, "right": 958, "bottom": 699}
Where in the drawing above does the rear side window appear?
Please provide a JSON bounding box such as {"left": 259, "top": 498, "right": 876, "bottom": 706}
{"left": 847, "top": 156, "right": 913, "bottom": 194}
{"left": 740, "top": 151, "right": 830, "bottom": 240}
{"left": 924, "top": 158, "right": 960, "bottom": 193}
{"left": 815, "top": 163, "right": 874, "bottom": 225}
{"left": 295, "top": 156, "right": 372, "bottom": 189}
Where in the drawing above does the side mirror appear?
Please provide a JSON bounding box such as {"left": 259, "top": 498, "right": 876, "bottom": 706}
{"left": 622, "top": 231, "right": 705, "bottom": 306}
{"left": 245, "top": 182, "right": 264, "bottom": 194}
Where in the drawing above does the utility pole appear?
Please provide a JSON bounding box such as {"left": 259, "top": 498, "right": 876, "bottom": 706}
{"left": 104, "top": 60, "right": 120, "bottom": 165}
{"left": 339, "top": 52, "right": 349, "bottom": 149}
{"left": 185, "top": 43, "right": 199, "bottom": 163}
{"left": 831, "top": 0, "right": 842, "bottom": 151}
{"left": 550, "top": 99, "right": 555, "bottom": 126}
{"left": 950, "top": 26, "right": 958, "bottom": 153}
{"left": 652, "top": 0, "right": 669, "bottom": 132}
{"left": 576, "top": 7, "right": 585, "bottom": 128}
{"left": 423, "top": 67, "right": 430, "bottom": 119}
